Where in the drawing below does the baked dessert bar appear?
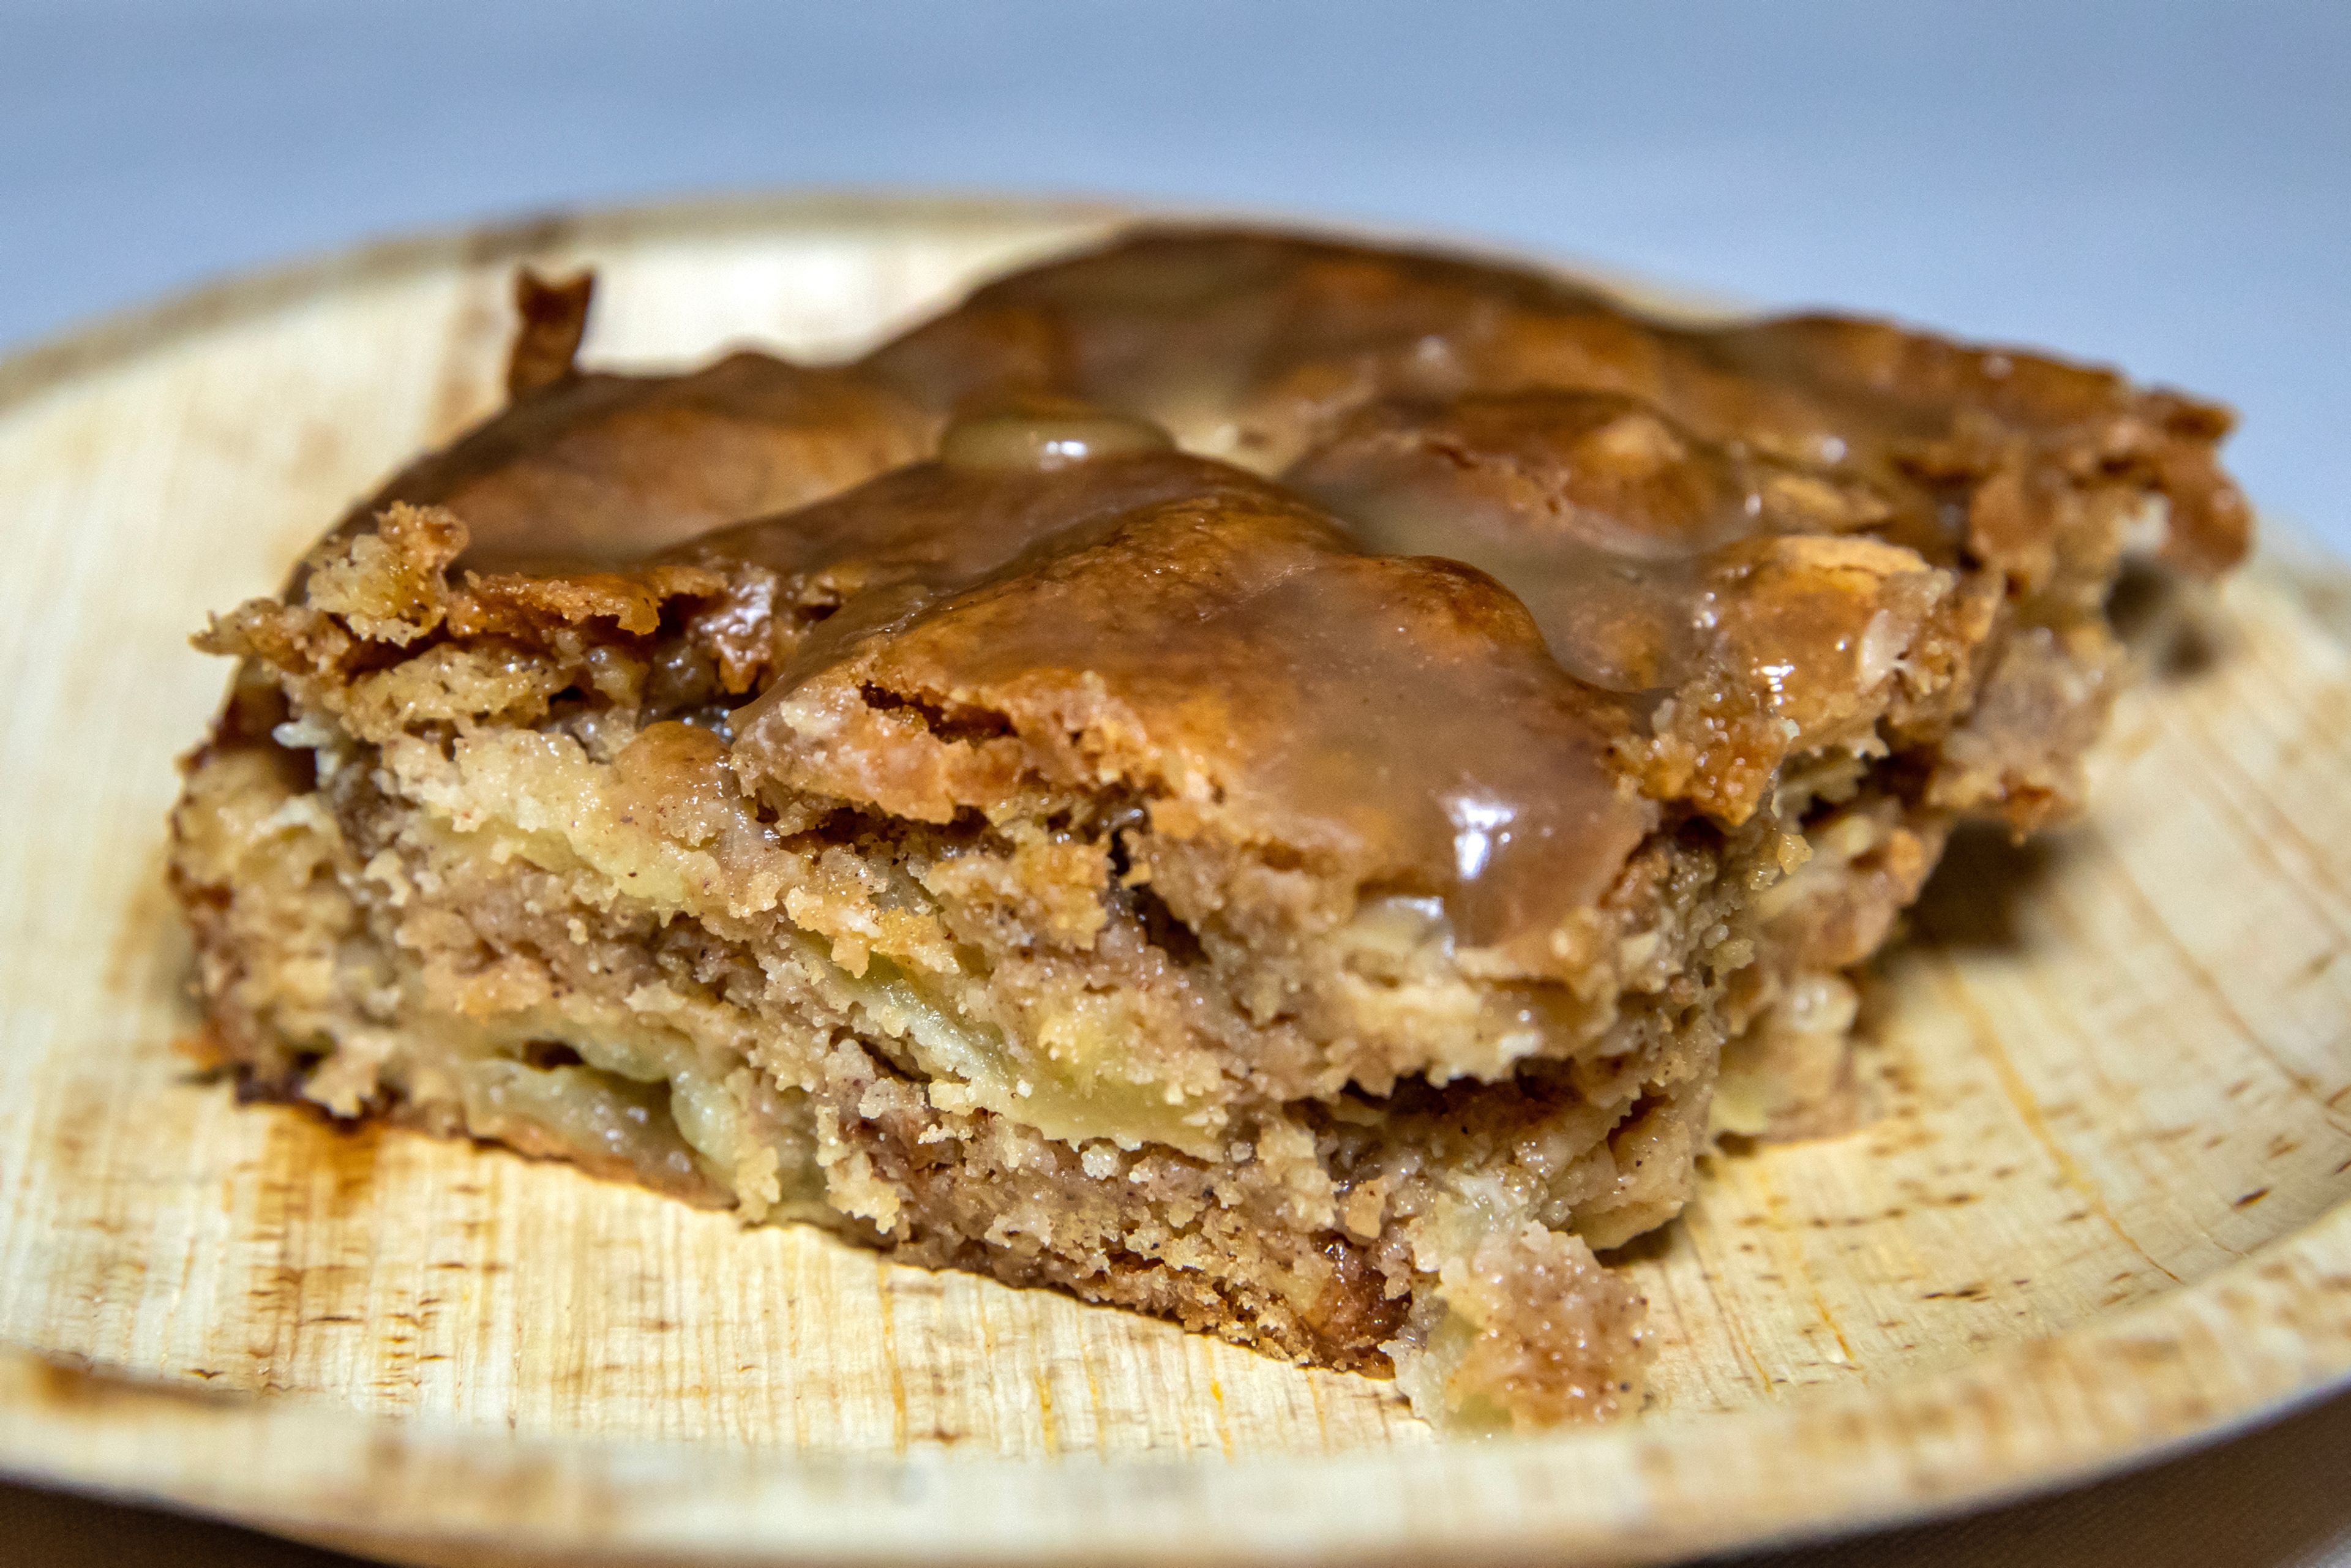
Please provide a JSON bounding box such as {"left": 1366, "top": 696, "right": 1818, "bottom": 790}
{"left": 171, "top": 233, "right": 2246, "bottom": 1428}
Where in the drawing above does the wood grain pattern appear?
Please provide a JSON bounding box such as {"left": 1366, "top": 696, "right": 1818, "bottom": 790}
{"left": 0, "top": 194, "right": 2345, "bottom": 1566}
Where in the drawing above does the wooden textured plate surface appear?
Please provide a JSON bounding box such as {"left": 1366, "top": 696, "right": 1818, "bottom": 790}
{"left": 1, "top": 193, "right": 2347, "bottom": 1567}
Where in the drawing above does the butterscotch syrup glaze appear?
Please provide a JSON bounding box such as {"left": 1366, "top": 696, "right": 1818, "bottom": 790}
{"left": 1286, "top": 389, "right": 1810, "bottom": 694}
{"left": 361, "top": 231, "right": 2246, "bottom": 951}
{"left": 669, "top": 441, "right": 1653, "bottom": 950}
{"left": 1282, "top": 388, "right": 1985, "bottom": 829}
{"left": 845, "top": 228, "right": 2246, "bottom": 831}
{"left": 864, "top": 229, "right": 2248, "bottom": 583}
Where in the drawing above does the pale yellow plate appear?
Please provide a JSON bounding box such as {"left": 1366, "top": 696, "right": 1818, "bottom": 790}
{"left": 1, "top": 193, "right": 2346, "bottom": 1567}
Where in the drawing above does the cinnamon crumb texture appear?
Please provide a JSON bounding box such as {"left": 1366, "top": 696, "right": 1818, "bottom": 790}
{"left": 168, "top": 228, "right": 2246, "bottom": 1430}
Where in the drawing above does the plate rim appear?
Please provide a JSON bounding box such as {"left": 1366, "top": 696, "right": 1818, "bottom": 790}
{"left": 1, "top": 188, "right": 2345, "bottom": 1568}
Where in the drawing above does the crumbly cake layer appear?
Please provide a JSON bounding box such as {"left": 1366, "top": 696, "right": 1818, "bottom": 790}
{"left": 169, "top": 232, "right": 2246, "bottom": 1428}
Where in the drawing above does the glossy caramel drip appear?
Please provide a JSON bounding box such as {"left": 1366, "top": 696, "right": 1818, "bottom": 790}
{"left": 1284, "top": 389, "right": 1911, "bottom": 695}
{"left": 673, "top": 449, "right": 1273, "bottom": 685}
{"left": 707, "top": 452, "right": 1654, "bottom": 947}
{"left": 938, "top": 393, "right": 1174, "bottom": 472}
{"left": 1286, "top": 391, "right": 1752, "bottom": 692}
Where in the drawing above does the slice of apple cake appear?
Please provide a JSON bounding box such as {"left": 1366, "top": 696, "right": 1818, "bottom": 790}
{"left": 170, "top": 230, "right": 2246, "bottom": 1428}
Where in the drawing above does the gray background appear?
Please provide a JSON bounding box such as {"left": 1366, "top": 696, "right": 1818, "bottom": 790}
{"left": 4, "top": 0, "right": 2344, "bottom": 539}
